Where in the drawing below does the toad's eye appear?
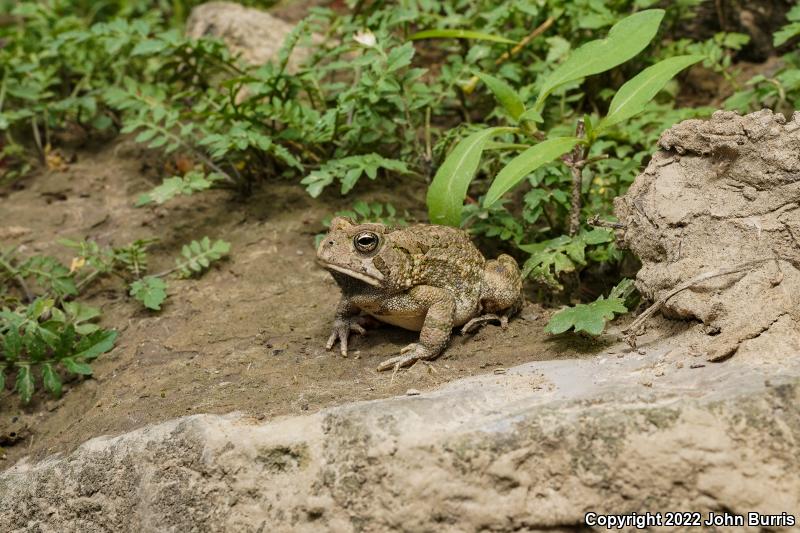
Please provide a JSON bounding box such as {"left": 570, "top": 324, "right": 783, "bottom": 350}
{"left": 354, "top": 231, "right": 379, "bottom": 253}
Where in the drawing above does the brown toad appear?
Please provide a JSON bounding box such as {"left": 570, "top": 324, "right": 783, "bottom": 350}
{"left": 316, "top": 217, "right": 524, "bottom": 371}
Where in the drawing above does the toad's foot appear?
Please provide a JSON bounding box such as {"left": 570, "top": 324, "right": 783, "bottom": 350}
{"left": 326, "top": 319, "right": 366, "bottom": 357}
{"left": 377, "top": 343, "right": 436, "bottom": 372}
{"left": 461, "top": 313, "right": 508, "bottom": 335}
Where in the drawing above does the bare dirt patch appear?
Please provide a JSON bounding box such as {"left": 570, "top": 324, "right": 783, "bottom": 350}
{"left": 0, "top": 139, "right": 584, "bottom": 466}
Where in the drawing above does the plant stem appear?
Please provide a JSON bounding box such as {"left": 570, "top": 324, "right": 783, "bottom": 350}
{"left": 566, "top": 120, "right": 587, "bottom": 236}
{"left": 0, "top": 254, "right": 33, "bottom": 302}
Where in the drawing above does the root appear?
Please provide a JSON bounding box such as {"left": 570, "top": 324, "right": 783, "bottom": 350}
{"left": 623, "top": 258, "right": 775, "bottom": 347}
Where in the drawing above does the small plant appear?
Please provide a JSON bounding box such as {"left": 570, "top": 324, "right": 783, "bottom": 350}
{"left": 1, "top": 298, "right": 117, "bottom": 403}
{"left": 424, "top": 9, "right": 702, "bottom": 333}
{"left": 63, "top": 236, "right": 230, "bottom": 311}
{"left": 545, "top": 279, "right": 636, "bottom": 336}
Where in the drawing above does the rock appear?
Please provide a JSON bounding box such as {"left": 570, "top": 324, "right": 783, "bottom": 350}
{"left": 185, "top": 2, "right": 313, "bottom": 69}
{"left": 1, "top": 340, "right": 799, "bottom": 531}
{"left": 615, "top": 109, "right": 800, "bottom": 361}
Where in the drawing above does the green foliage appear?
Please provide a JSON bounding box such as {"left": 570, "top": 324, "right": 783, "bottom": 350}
{"left": 774, "top": 5, "right": 800, "bottom": 47}
{"left": 409, "top": 29, "right": 516, "bottom": 44}
{"left": 519, "top": 229, "right": 614, "bottom": 290}
{"left": 0, "top": 298, "right": 117, "bottom": 403}
{"left": 129, "top": 276, "right": 167, "bottom": 310}
{"left": 302, "top": 155, "right": 409, "bottom": 197}
{"left": 136, "top": 171, "right": 224, "bottom": 206}
{"left": 597, "top": 55, "right": 703, "bottom": 131}
{"left": 725, "top": 8, "right": 800, "bottom": 115}
{"left": 532, "top": 10, "right": 665, "bottom": 113}
{"left": 545, "top": 279, "right": 635, "bottom": 335}
{"left": 425, "top": 8, "right": 701, "bottom": 294}
{"left": 427, "top": 127, "right": 514, "bottom": 226}
{"left": 315, "top": 201, "right": 408, "bottom": 247}
{"left": 483, "top": 137, "right": 579, "bottom": 208}
{"left": 175, "top": 237, "right": 230, "bottom": 278}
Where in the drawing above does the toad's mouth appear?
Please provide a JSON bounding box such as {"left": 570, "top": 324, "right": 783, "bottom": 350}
{"left": 318, "top": 261, "right": 384, "bottom": 287}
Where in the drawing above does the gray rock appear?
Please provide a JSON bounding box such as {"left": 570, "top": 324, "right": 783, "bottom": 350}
{"left": 2, "top": 332, "right": 798, "bottom": 532}
{"left": 186, "top": 2, "right": 313, "bottom": 69}
{"left": 615, "top": 109, "right": 800, "bottom": 361}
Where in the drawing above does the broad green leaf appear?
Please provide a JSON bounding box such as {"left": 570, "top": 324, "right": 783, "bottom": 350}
{"left": 131, "top": 38, "right": 169, "bottom": 56}
{"left": 385, "top": 43, "right": 415, "bottom": 72}
{"left": 597, "top": 55, "right": 702, "bottom": 131}
{"left": 73, "top": 330, "right": 118, "bottom": 361}
{"left": 2, "top": 328, "right": 22, "bottom": 361}
{"left": 409, "top": 29, "right": 516, "bottom": 45}
{"left": 533, "top": 9, "right": 664, "bottom": 112}
{"left": 15, "top": 365, "right": 34, "bottom": 403}
{"left": 42, "top": 363, "right": 62, "bottom": 397}
{"left": 545, "top": 297, "right": 628, "bottom": 336}
{"left": 62, "top": 357, "right": 93, "bottom": 375}
{"left": 130, "top": 277, "right": 167, "bottom": 310}
{"left": 427, "top": 127, "right": 515, "bottom": 226}
{"left": 476, "top": 73, "right": 525, "bottom": 121}
{"left": 483, "top": 137, "right": 578, "bottom": 209}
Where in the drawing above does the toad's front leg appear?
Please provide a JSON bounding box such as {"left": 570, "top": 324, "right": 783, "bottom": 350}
{"left": 325, "top": 297, "right": 366, "bottom": 356}
{"left": 377, "top": 286, "right": 455, "bottom": 371}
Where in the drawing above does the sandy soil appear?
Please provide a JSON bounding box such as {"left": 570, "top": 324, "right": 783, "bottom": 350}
{"left": 0, "top": 139, "right": 601, "bottom": 466}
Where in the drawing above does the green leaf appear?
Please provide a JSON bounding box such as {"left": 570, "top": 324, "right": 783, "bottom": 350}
{"left": 545, "top": 296, "right": 628, "bottom": 336}
{"left": 409, "top": 29, "right": 516, "bottom": 45}
{"left": 73, "top": 330, "right": 118, "bottom": 361}
{"left": 483, "top": 137, "right": 579, "bottom": 209}
{"left": 476, "top": 73, "right": 526, "bottom": 121}
{"left": 533, "top": 9, "right": 664, "bottom": 112}
{"left": 129, "top": 277, "right": 167, "bottom": 310}
{"left": 135, "top": 129, "right": 158, "bottom": 143}
{"left": 2, "top": 328, "right": 22, "bottom": 361}
{"left": 427, "top": 127, "right": 514, "bottom": 226}
{"left": 174, "top": 238, "right": 230, "bottom": 278}
{"left": 385, "top": 43, "right": 415, "bottom": 72}
{"left": 131, "top": 38, "right": 169, "bottom": 56}
{"left": 774, "top": 22, "right": 800, "bottom": 47}
{"left": 42, "top": 363, "right": 62, "bottom": 397}
{"left": 597, "top": 55, "right": 703, "bottom": 131}
{"left": 15, "top": 365, "right": 34, "bottom": 403}
{"left": 62, "top": 357, "right": 93, "bottom": 375}
{"left": 135, "top": 172, "right": 221, "bottom": 206}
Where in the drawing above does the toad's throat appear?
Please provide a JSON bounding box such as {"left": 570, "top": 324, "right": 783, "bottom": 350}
{"left": 320, "top": 262, "right": 384, "bottom": 287}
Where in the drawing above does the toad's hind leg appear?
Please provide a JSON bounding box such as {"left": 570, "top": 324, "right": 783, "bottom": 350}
{"left": 377, "top": 286, "right": 455, "bottom": 371}
{"left": 464, "top": 254, "right": 524, "bottom": 335}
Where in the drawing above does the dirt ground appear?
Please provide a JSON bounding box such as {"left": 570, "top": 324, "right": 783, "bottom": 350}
{"left": 0, "top": 139, "right": 604, "bottom": 466}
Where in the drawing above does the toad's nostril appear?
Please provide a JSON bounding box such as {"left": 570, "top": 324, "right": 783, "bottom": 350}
{"left": 328, "top": 240, "right": 334, "bottom": 246}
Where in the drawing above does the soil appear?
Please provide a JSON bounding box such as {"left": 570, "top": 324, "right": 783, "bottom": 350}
{"left": 0, "top": 139, "right": 595, "bottom": 466}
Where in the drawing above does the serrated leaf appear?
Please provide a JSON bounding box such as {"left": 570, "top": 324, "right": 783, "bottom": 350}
{"left": 597, "top": 55, "right": 703, "bottom": 131}
{"left": 385, "top": 42, "right": 415, "bottom": 72}
{"left": 534, "top": 10, "right": 664, "bottom": 112}
{"left": 409, "top": 29, "right": 516, "bottom": 44}
{"left": 545, "top": 297, "right": 628, "bottom": 336}
{"left": 131, "top": 38, "right": 169, "bottom": 56}
{"left": 129, "top": 277, "right": 167, "bottom": 310}
{"left": 476, "top": 73, "right": 525, "bottom": 121}
{"left": 483, "top": 137, "right": 579, "bottom": 209}
{"left": 427, "top": 127, "right": 514, "bottom": 226}
{"left": 73, "top": 330, "right": 118, "bottom": 361}
{"left": 135, "top": 129, "right": 158, "bottom": 143}
{"left": 15, "top": 365, "right": 34, "bottom": 403}
{"left": 62, "top": 357, "right": 93, "bottom": 375}
{"left": 42, "top": 363, "right": 62, "bottom": 397}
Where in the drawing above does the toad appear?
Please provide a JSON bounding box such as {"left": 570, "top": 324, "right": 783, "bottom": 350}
{"left": 316, "top": 217, "right": 524, "bottom": 371}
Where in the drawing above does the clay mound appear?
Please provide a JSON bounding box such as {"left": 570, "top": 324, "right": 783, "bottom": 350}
{"left": 615, "top": 109, "right": 800, "bottom": 360}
